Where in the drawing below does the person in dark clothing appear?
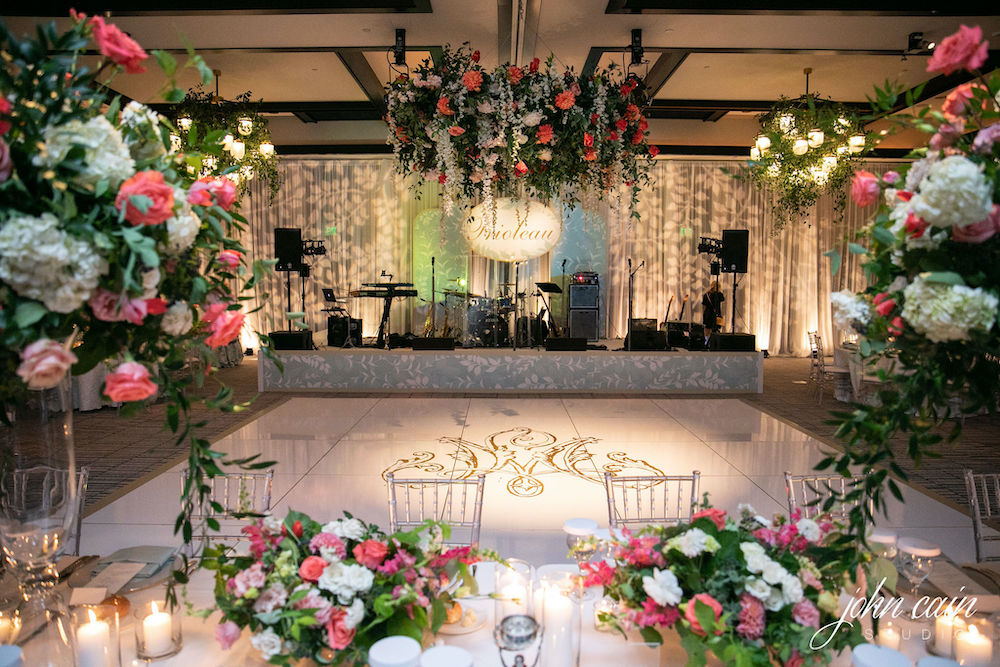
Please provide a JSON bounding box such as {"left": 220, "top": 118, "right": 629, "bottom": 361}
{"left": 702, "top": 282, "right": 725, "bottom": 341}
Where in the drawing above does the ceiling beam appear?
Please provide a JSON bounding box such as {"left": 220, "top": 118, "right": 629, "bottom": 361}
{"left": 4, "top": 0, "right": 432, "bottom": 16}
{"left": 337, "top": 48, "right": 389, "bottom": 117}
{"left": 606, "top": 0, "right": 981, "bottom": 15}
{"left": 642, "top": 50, "right": 688, "bottom": 97}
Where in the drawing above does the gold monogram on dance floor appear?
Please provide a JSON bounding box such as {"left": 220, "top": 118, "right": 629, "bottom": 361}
{"left": 382, "top": 427, "right": 664, "bottom": 498}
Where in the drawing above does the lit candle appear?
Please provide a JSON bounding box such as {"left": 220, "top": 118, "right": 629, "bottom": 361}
{"left": 499, "top": 583, "right": 528, "bottom": 619}
{"left": 142, "top": 601, "right": 173, "bottom": 656}
{"left": 877, "top": 623, "right": 900, "bottom": 651}
{"left": 76, "top": 609, "right": 111, "bottom": 667}
{"left": 955, "top": 624, "right": 993, "bottom": 666}
{"left": 542, "top": 586, "right": 575, "bottom": 667}
{"left": 935, "top": 606, "right": 965, "bottom": 656}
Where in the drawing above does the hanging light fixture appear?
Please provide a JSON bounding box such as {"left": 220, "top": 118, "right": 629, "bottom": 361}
{"left": 230, "top": 140, "right": 246, "bottom": 161}
{"left": 258, "top": 141, "right": 275, "bottom": 158}
{"left": 237, "top": 116, "right": 254, "bottom": 136}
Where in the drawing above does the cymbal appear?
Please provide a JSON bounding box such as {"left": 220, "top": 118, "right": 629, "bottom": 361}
{"left": 443, "top": 289, "right": 481, "bottom": 299}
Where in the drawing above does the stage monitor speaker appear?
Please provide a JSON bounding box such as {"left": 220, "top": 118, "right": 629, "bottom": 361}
{"left": 569, "top": 309, "right": 599, "bottom": 341}
{"left": 630, "top": 318, "right": 657, "bottom": 331}
{"left": 721, "top": 229, "right": 749, "bottom": 274}
{"left": 327, "top": 316, "right": 361, "bottom": 347}
{"left": 412, "top": 337, "right": 455, "bottom": 350}
{"left": 269, "top": 330, "right": 313, "bottom": 350}
{"left": 709, "top": 332, "right": 756, "bottom": 351}
{"left": 624, "top": 330, "right": 667, "bottom": 351}
{"left": 274, "top": 227, "right": 302, "bottom": 271}
{"left": 568, "top": 284, "right": 599, "bottom": 309}
{"left": 545, "top": 337, "right": 588, "bottom": 351}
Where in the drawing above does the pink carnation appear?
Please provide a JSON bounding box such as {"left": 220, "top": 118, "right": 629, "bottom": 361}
{"left": 736, "top": 593, "right": 765, "bottom": 640}
{"left": 792, "top": 598, "right": 820, "bottom": 629}
{"left": 231, "top": 562, "right": 266, "bottom": 597}
{"left": 292, "top": 585, "right": 333, "bottom": 624}
{"left": 851, "top": 170, "right": 880, "bottom": 207}
{"left": 927, "top": 25, "right": 989, "bottom": 76}
{"left": 214, "top": 620, "right": 241, "bottom": 650}
{"left": 309, "top": 532, "right": 347, "bottom": 559}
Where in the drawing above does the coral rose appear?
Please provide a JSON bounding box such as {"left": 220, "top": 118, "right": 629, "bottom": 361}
{"left": 448, "top": 125, "right": 466, "bottom": 137}
{"left": 685, "top": 593, "right": 723, "bottom": 636}
{"left": 953, "top": 205, "right": 1000, "bottom": 244}
{"left": 214, "top": 621, "right": 241, "bottom": 650}
{"left": 326, "top": 608, "right": 356, "bottom": 650}
{"left": 89, "top": 16, "right": 148, "bottom": 74}
{"left": 508, "top": 66, "right": 524, "bottom": 84}
{"left": 514, "top": 160, "right": 529, "bottom": 176}
{"left": 927, "top": 25, "right": 989, "bottom": 75}
{"left": 462, "top": 70, "right": 483, "bottom": 92}
{"left": 649, "top": 145, "right": 660, "bottom": 157}
{"left": 536, "top": 124, "right": 554, "bottom": 144}
{"left": 203, "top": 303, "right": 245, "bottom": 348}
{"left": 692, "top": 507, "right": 726, "bottom": 530}
{"left": 554, "top": 91, "right": 576, "bottom": 110}
{"left": 104, "top": 361, "right": 157, "bottom": 402}
{"left": 873, "top": 292, "right": 896, "bottom": 317}
{"left": 352, "top": 539, "right": 389, "bottom": 569}
{"left": 942, "top": 83, "right": 986, "bottom": 120}
{"left": 217, "top": 249, "right": 242, "bottom": 268}
{"left": 187, "top": 177, "right": 237, "bottom": 211}
{"left": 17, "top": 339, "right": 77, "bottom": 389}
{"left": 116, "top": 171, "right": 175, "bottom": 226}
{"left": 851, "top": 170, "right": 880, "bottom": 207}
{"left": 583, "top": 132, "right": 594, "bottom": 148}
{"left": 299, "top": 555, "right": 327, "bottom": 582}
{"left": 437, "top": 96, "right": 455, "bottom": 116}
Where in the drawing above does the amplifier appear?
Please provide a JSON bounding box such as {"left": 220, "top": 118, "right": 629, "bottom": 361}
{"left": 630, "top": 318, "right": 657, "bottom": 331}
{"left": 412, "top": 337, "right": 455, "bottom": 350}
{"left": 545, "top": 337, "right": 588, "bottom": 351}
{"left": 327, "top": 316, "right": 361, "bottom": 347}
{"left": 568, "top": 283, "right": 599, "bottom": 309}
{"left": 624, "top": 330, "right": 668, "bottom": 351}
{"left": 569, "top": 309, "right": 599, "bottom": 341}
{"left": 269, "top": 330, "right": 314, "bottom": 350}
{"left": 709, "top": 333, "right": 756, "bottom": 351}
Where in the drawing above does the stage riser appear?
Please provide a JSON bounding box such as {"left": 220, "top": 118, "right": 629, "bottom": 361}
{"left": 259, "top": 350, "right": 763, "bottom": 393}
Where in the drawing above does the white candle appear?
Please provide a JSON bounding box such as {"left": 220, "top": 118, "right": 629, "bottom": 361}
{"left": 142, "top": 602, "right": 173, "bottom": 656}
{"left": 935, "top": 607, "right": 965, "bottom": 655}
{"left": 76, "top": 609, "right": 111, "bottom": 667}
{"left": 500, "top": 584, "right": 528, "bottom": 619}
{"left": 877, "top": 623, "right": 900, "bottom": 651}
{"left": 542, "top": 587, "right": 575, "bottom": 667}
{"left": 955, "top": 625, "right": 993, "bottom": 666}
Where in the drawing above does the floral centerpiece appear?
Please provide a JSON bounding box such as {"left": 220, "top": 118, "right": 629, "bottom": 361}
{"left": 385, "top": 45, "right": 658, "bottom": 217}
{"left": 0, "top": 13, "right": 274, "bottom": 594}
{"left": 823, "top": 24, "right": 999, "bottom": 546}
{"left": 580, "top": 503, "right": 861, "bottom": 666}
{"left": 206, "top": 511, "right": 487, "bottom": 666}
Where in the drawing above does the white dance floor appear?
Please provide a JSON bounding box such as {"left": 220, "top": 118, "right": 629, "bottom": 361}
{"left": 83, "top": 397, "right": 980, "bottom": 565}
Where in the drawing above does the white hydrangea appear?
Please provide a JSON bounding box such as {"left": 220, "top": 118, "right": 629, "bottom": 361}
{"left": 796, "top": 518, "right": 821, "bottom": 543}
{"left": 262, "top": 515, "right": 284, "bottom": 533}
{"left": 0, "top": 212, "right": 107, "bottom": 313}
{"left": 744, "top": 577, "right": 771, "bottom": 601}
{"left": 164, "top": 188, "right": 201, "bottom": 254}
{"left": 33, "top": 115, "right": 135, "bottom": 188}
{"left": 120, "top": 101, "right": 161, "bottom": 129}
{"left": 161, "top": 302, "right": 193, "bottom": 336}
{"left": 902, "top": 275, "right": 999, "bottom": 343}
{"left": 830, "top": 290, "right": 870, "bottom": 331}
{"left": 343, "top": 597, "right": 365, "bottom": 630}
{"left": 250, "top": 627, "right": 283, "bottom": 661}
{"left": 642, "top": 568, "right": 682, "bottom": 607}
{"left": 911, "top": 156, "right": 994, "bottom": 228}
{"left": 521, "top": 111, "right": 543, "bottom": 127}
{"left": 322, "top": 518, "right": 366, "bottom": 542}
{"left": 317, "top": 562, "right": 374, "bottom": 604}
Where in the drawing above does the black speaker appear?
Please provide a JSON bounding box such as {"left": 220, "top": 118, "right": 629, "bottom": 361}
{"left": 709, "top": 333, "right": 756, "bottom": 351}
{"left": 327, "top": 316, "right": 361, "bottom": 347}
{"left": 630, "top": 318, "right": 657, "bottom": 331}
{"left": 412, "top": 337, "right": 455, "bottom": 350}
{"left": 545, "top": 337, "right": 588, "bottom": 351}
{"left": 721, "top": 229, "right": 749, "bottom": 274}
{"left": 624, "top": 330, "right": 667, "bottom": 351}
{"left": 274, "top": 228, "right": 302, "bottom": 271}
{"left": 568, "top": 284, "right": 599, "bottom": 309}
{"left": 269, "top": 330, "right": 313, "bottom": 350}
{"left": 569, "top": 309, "right": 599, "bottom": 341}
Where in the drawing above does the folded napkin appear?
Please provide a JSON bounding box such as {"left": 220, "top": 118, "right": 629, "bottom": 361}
{"left": 94, "top": 546, "right": 176, "bottom": 579}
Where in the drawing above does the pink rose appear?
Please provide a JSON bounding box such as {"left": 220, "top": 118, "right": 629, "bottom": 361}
{"left": 0, "top": 97, "right": 10, "bottom": 135}
{"left": 16, "top": 339, "right": 77, "bottom": 389}
{"left": 927, "top": 25, "right": 989, "bottom": 75}
{"left": 785, "top": 650, "right": 806, "bottom": 667}
{"left": 873, "top": 292, "right": 896, "bottom": 317}
{"left": 882, "top": 171, "right": 900, "bottom": 184}
{"left": 214, "top": 621, "right": 241, "bottom": 650}
{"left": 851, "top": 170, "right": 880, "bottom": 207}
{"left": 684, "top": 594, "right": 723, "bottom": 636}
{"left": 103, "top": 361, "right": 158, "bottom": 402}
{"left": 326, "top": 608, "right": 355, "bottom": 650}
{"left": 0, "top": 139, "right": 11, "bottom": 184}
{"left": 187, "top": 177, "right": 237, "bottom": 211}
{"left": 89, "top": 16, "right": 148, "bottom": 74}
{"left": 217, "top": 249, "right": 242, "bottom": 269}
{"left": 888, "top": 316, "right": 904, "bottom": 337}
{"left": 569, "top": 81, "right": 582, "bottom": 97}
{"left": 299, "top": 555, "right": 327, "bottom": 582}
{"left": 953, "top": 205, "right": 1000, "bottom": 243}
{"left": 203, "top": 303, "right": 245, "bottom": 348}
{"left": 904, "top": 213, "right": 929, "bottom": 238}
{"left": 89, "top": 288, "right": 125, "bottom": 322}
{"left": 352, "top": 539, "right": 389, "bottom": 569}
{"left": 116, "top": 171, "right": 175, "bottom": 226}
{"left": 692, "top": 507, "right": 727, "bottom": 530}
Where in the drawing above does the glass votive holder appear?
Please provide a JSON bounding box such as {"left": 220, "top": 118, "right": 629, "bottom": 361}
{"left": 495, "top": 559, "right": 534, "bottom": 627}
{"left": 593, "top": 595, "right": 619, "bottom": 632}
{"left": 869, "top": 529, "right": 897, "bottom": 560}
{"left": 74, "top": 603, "right": 121, "bottom": 667}
{"left": 540, "top": 571, "right": 581, "bottom": 667}
{"left": 133, "top": 600, "right": 182, "bottom": 661}
{"left": 0, "top": 608, "right": 20, "bottom": 644}
{"left": 954, "top": 617, "right": 993, "bottom": 667}
{"left": 932, "top": 606, "right": 966, "bottom": 657}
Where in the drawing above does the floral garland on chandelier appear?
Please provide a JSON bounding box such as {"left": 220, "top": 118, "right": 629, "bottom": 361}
{"left": 385, "top": 45, "right": 659, "bottom": 219}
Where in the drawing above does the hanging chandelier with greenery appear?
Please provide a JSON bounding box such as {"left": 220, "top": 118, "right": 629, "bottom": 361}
{"left": 733, "top": 68, "right": 873, "bottom": 231}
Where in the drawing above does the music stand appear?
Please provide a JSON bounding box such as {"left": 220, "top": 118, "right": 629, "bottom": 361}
{"left": 534, "top": 282, "right": 562, "bottom": 343}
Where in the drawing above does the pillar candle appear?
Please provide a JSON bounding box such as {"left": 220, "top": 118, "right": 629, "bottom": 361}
{"left": 76, "top": 609, "right": 111, "bottom": 667}
{"left": 142, "top": 602, "right": 173, "bottom": 656}
{"left": 935, "top": 608, "right": 964, "bottom": 655}
{"left": 542, "top": 587, "right": 575, "bottom": 667}
{"left": 500, "top": 583, "right": 528, "bottom": 619}
{"left": 877, "top": 623, "right": 900, "bottom": 651}
{"left": 955, "top": 625, "right": 992, "bottom": 667}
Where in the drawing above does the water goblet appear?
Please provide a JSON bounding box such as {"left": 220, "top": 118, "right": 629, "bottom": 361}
{"left": 897, "top": 537, "right": 940, "bottom": 596}
{"left": 563, "top": 518, "right": 598, "bottom": 602}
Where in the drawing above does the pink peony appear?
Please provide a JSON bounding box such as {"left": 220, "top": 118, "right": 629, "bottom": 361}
{"left": 554, "top": 91, "right": 576, "bottom": 110}
{"left": 927, "top": 25, "right": 989, "bottom": 75}
{"left": 309, "top": 532, "right": 347, "bottom": 559}
{"left": 116, "top": 171, "right": 175, "bottom": 226}
{"left": 736, "top": 593, "right": 765, "bottom": 640}
{"left": 17, "top": 339, "right": 77, "bottom": 389}
{"left": 461, "top": 70, "right": 483, "bottom": 92}
{"left": 692, "top": 507, "right": 726, "bottom": 531}
{"left": 0, "top": 139, "right": 11, "bottom": 183}
{"left": 326, "top": 608, "right": 356, "bottom": 650}
{"left": 89, "top": 16, "right": 148, "bottom": 74}
{"left": 292, "top": 585, "right": 333, "bottom": 624}
{"left": 973, "top": 124, "right": 1000, "bottom": 154}
{"left": 684, "top": 594, "right": 723, "bottom": 636}
{"left": 231, "top": 562, "right": 267, "bottom": 597}
{"left": 299, "top": 555, "right": 327, "bottom": 582}
{"left": 352, "top": 539, "right": 389, "bottom": 569}
{"left": 953, "top": 205, "right": 1000, "bottom": 243}
{"left": 103, "top": 361, "right": 157, "bottom": 402}
{"left": 214, "top": 621, "right": 241, "bottom": 650}
{"left": 792, "top": 598, "right": 820, "bottom": 629}
{"left": 436, "top": 96, "right": 454, "bottom": 116}
{"left": 217, "top": 249, "right": 242, "bottom": 269}
{"left": 851, "top": 170, "right": 880, "bottom": 207}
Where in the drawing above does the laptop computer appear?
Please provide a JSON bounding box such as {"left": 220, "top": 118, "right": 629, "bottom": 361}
{"left": 322, "top": 288, "right": 337, "bottom": 302}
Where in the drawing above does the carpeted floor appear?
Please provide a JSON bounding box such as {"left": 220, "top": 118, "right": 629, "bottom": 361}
{"left": 75, "top": 354, "right": 999, "bottom": 520}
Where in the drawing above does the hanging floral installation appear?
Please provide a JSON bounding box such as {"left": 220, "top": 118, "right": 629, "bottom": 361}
{"left": 385, "top": 45, "right": 659, "bottom": 221}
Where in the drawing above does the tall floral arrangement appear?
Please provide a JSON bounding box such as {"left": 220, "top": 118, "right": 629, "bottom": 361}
{"left": 580, "top": 504, "right": 860, "bottom": 666}
{"left": 207, "top": 511, "right": 486, "bottom": 666}
{"left": 0, "top": 14, "right": 274, "bottom": 597}
{"left": 385, "top": 45, "right": 658, "bottom": 218}
{"left": 823, "top": 25, "right": 999, "bottom": 548}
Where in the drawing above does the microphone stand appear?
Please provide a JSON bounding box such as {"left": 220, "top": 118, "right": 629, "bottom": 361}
{"left": 430, "top": 256, "right": 436, "bottom": 336}
{"left": 626, "top": 258, "right": 644, "bottom": 352}
{"left": 561, "top": 258, "right": 568, "bottom": 333}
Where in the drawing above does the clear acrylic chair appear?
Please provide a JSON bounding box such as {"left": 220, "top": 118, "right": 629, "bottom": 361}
{"left": 604, "top": 471, "right": 701, "bottom": 531}
{"left": 964, "top": 469, "right": 1000, "bottom": 563}
{"left": 385, "top": 473, "right": 486, "bottom": 547}
{"left": 784, "top": 471, "right": 869, "bottom": 523}
{"left": 68, "top": 467, "right": 89, "bottom": 556}
{"left": 180, "top": 468, "right": 274, "bottom": 555}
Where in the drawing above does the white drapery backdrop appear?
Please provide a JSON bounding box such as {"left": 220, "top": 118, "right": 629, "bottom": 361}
{"left": 241, "top": 156, "right": 904, "bottom": 355}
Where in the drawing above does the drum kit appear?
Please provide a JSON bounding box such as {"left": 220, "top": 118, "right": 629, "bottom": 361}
{"left": 435, "top": 283, "right": 519, "bottom": 347}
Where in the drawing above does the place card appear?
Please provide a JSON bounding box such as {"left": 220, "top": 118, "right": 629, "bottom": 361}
{"left": 69, "top": 587, "right": 108, "bottom": 607}
{"left": 87, "top": 562, "right": 144, "bottom": 594}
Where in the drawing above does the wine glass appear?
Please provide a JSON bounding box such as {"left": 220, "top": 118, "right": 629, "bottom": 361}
{"left": 897, "top": 537, "right": 940, "bottom": 595}
{"left": 563, "top": 518, "right": 598, "bottom": 602}
{"left": 869, "top": 529, "right": 898, "bottom": 560}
